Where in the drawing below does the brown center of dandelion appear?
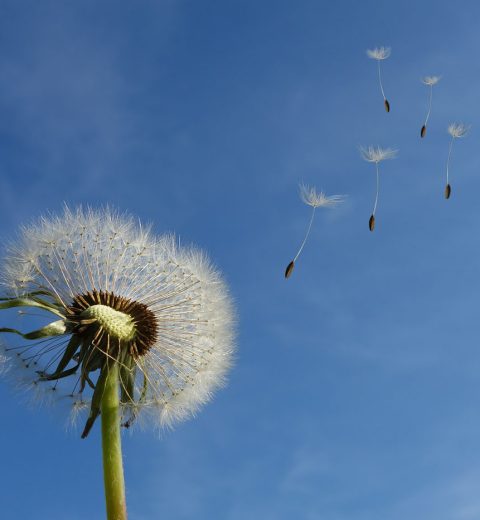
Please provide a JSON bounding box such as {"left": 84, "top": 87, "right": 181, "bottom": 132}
{"left": 67, "top": 290, "right": 158, "bottom": 358}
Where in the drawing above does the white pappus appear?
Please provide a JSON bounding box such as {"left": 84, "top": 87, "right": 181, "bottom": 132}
{"left": 0, "top": 206, "right": 236, "bottom": 436}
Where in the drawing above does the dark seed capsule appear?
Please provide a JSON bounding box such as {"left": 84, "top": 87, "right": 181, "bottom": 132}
{"left": 384, "top": 99, "right": 390, "bottom": 112}
{"left": 445, "top": 183, "right": 451, "bottom": 199}
{"left": 421, "top": 125, "right": 426, "bottom": 138}
{"left": 285, "top": 260, "right": 295, "bottom": 279}
{"left": 369, "top": 214, "right": 375, "bottom": 232}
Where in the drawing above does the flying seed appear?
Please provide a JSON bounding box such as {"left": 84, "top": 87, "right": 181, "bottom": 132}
{"left": 367, "top": 47, "right": 391, "bottom": 113}
{"left": 420, "top": 76, "right": 440, "bottom": 139}
{"left": 285, "top": 186, "right": 345, "bottom": 279}
{"left": 285, "top": 261, "right": 295, "bottom": 279}
{"left": 445, "top": 123, "right": 469, "bottom": 199}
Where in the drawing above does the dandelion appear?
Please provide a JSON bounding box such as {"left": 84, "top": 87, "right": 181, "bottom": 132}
{"left": 360, "top": 146, "right": 398, "bottom": 231}
{"left": 0, "top": 207, "right": 235, "bottom": 520}
{"left": 420, "top": 76, "right": 441, "bottom": 137}
{"left": 367, "top": 46, "right": 391, "bottom": 112}
{"left": 444, "top": 123, "right": 470, "bottom": 198}
{"left": 285, "top": 185, "right": 345, "bottom": 278}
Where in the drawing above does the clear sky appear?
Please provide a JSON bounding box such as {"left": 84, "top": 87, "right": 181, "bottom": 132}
{"left": 1, "top": 1, "right": 480, "bottom": 519}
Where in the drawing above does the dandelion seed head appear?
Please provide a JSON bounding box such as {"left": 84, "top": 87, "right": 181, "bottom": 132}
{"left": 448, "top": 122, "right": 470, "bottom": 138}
{"left": 299, "top": 185, "right": 346, "bottom": 208}
{"left": 0, "top": 206, "right": 236, "bottom": 432}
{"left": 366, "top": 46, "right": 391, "bottom": 60}
{"left": 422, "top": 76, "right": 441, "bottom": 86}
{"left": 360, "top": 146, "right": 398, "bottom": 163}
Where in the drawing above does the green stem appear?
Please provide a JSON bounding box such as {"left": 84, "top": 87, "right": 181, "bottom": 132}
{"left": 101, "top": 363, "right": 127, "bottom": 520}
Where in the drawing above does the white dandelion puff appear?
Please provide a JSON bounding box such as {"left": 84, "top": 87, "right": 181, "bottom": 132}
{"left": 420, "top": 76, "right": 441, "bottom": 137}
{"left": 445, "top": 123, "right": 470, "bottom": 199}
{"left": 360, "top": 146, "right": 398, "bottom": 231}
{"left": 300, "top": 184, "right": 346, "bottom": 208}
{"left": 285, "top": 185, "right": 345, "bottom": 278}
{"left": 422, "top": 75, "right": 441, "bottom": 86}
{"left": 366, "top": 46, "right": 391, "bottom": 112}
{"left": 366, "top": 47, "right": 391, "bottom": 60}
{"left": 448, "top": 122, "right": 470, "bottom": 138}
{"left": 360, "top": 146, "right": 398, "bottom": 164}
{"left": 0, "top": 206, "right": 236, "bottom": 435}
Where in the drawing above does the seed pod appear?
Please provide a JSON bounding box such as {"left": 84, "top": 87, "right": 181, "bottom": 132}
{"left": 445, "top": 183, "right": 451, "bottom": 199}
{"left": 285, "top": 260, "right": 295, "bottom": 279}
{"left": 384, "top": 99, "right": 390, "bottom": 112}
{"left": 369, "top": 214, "right": 375, "bottom": 232}
{"left": 421, "top": 125, "right": 426, "bottom": 138}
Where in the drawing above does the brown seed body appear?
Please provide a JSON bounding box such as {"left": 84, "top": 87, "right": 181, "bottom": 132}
{"left": 445, "top": 183, "right": 451, "bottom": 199}
{"left": 369, "top": 214, "right": 375, "bottom": 232}
{"left": 421, "top": 125, "right": 426, "bottom": 138}
{"left": 285, "top": 260, "right": 295, "bottom": 279}
{"left": 384, "top": 99, "right": 390, "bottom": 112}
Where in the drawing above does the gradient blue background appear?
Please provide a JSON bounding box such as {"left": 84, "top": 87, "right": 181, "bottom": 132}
{"left": 1, "top": 1, "right": 480, "bottom": 518}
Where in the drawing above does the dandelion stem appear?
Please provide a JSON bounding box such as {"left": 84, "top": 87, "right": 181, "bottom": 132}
{"left": 372, "top": 162, "right": 380, "bottom": 216}
{"left": 293, "top": 207, "right": 316, "bottom": 263}
{"left": 101, "top": 362, "right": 127, "bottom": 520}
{"left": 377, "top": 60, "right": 386, "bottom": 100}
{"left": 424, "top": 85, "right": 433, "bottom": 127}
{"left": 446, "top": 136, "right": 454, "bottom": 184}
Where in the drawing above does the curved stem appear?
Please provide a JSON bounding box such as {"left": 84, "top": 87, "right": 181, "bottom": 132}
{"left": 372, "top": 163, "right": 380, "bottom": 216}
{"left": 377, "top": 60, "right": 386, "bottom": 100}
{"left": 293, "top": 207, "right": 316, "bottom": 262}
{"left": 102, "top": 362, "right": 127, "bottom": 520}
{"left": 446, "top": 136, "right": 454, "bottom": 184}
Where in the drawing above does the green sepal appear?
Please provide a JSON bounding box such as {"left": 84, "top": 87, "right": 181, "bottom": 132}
{"left": 81, "top": 362, "right": 110, "bottom": 439}
{"left": 121, "top": 361, "right": 148, "bottom": 429}
{"left": 0, "top": 297, "right": 65, "bottom": 318}
{"left": 139, "top": 370, "right": 148, "bottom": 404}
{"left": 119, "top": 356, "right": 136, "bottom": 404}
{"left": 38, "top": 334, "right": 81, "bottom": 381}
{"left": 0, "top": 319, "right": 66, "bottom": 340}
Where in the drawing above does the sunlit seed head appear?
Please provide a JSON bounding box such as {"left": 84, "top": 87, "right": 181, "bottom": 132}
{"left": 360, "top": 146, "right": 398, "bottom": 163}
{"left": 448, "top": 122, "right": 470, "bottom": 138}
{"left": 299, "top": 184, "right": 346, "bottom": 208}
{"left": 422, "top": 75, "right": 441, "bottom": 86}
{"left": 0, "top": 206, "right": 236, "bottom": 432}
{"left": 366, "top": 46, "right": 391, "bottom": 60}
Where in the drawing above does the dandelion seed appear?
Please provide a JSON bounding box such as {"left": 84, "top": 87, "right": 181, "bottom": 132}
{"left": 0, "top": 207, "right": 235, "bottom": 519}
{"left": 360, "top": 146, "right": 398, "bottom": 231}
{"left": 445, "top": 123, "right": 470, "bottom": 199}
{"left": 367, "top": 46, "right": 391, "bottom": 112}
{"left": 420, "top": 76, "right": 441, "bottom": 138}
{"left": 285, "top": 185, "right": 345, "bottom": 278}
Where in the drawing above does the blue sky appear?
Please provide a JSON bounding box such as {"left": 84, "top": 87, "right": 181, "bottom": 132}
{"left": 1, "top": 1, "right": 480, "bottom": 518}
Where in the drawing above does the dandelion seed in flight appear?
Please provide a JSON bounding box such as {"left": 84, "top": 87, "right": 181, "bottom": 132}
{"left": 420, "top": 76, "right": 441, "bottom": 138}
{"left": 285, "top": 185, "right": 345, "bottom": 278}
{"left": 360, "top": 146, "right": 398, "bottom": 231}
{"left": 367, "top": 46, "right": 391, "bottom": 112}
{"left": 444, "top": 123, "right": 469, "bottom": 199}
